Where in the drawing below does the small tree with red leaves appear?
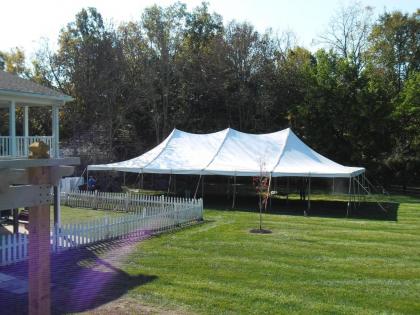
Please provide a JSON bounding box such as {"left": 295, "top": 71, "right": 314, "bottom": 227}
{"left": 252, "top": 161, "right": 271, "bottom": 231}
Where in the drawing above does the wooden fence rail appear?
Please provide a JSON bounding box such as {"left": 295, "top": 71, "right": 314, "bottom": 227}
{"left": 0, "top": 191, "right": 203, "bottom": 266}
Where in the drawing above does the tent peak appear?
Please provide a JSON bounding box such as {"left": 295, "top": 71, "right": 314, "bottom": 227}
{"left": 170, "top": 127, "right": 295, "bottom": 137}
{"left": 88, "top": 125, "right": 365, "bottom": 178}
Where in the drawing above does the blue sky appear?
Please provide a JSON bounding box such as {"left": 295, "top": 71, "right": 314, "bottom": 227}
{"left": 0, "top": 0, "right": 417, "bottom": 59}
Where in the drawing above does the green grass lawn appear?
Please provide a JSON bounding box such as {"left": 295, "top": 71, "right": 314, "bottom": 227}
{"left": 50, "top": 206, "right": 123, "bottom": 225}
{"left": 113, "top": 195, "right": 420, "bottom": 314}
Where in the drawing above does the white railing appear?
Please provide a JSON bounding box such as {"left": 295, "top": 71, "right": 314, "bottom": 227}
{"left": 0, "top": 192, "right": 203, "bottom": 266}
{"left": 0, "top": 136, "right": 54, "bottom": 157}
{"left": 0, "top": 136, "right": 10, "bottom": 156}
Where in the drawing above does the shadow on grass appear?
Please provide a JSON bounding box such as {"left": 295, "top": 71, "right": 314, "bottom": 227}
{"left": 0, "top": 234, "right": 157, "bottom": 315}
{"left": 204, "top": 195, "right": 400, "bottom": 221}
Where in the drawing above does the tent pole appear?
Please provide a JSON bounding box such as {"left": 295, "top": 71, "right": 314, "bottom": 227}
{"left": 174, "top": 174, "right": 176, "bottom": 195}
{"left": 75, "top": 167, "right": 87, "bottom": 189}
{"left": 193, "top": 175, "right": 202, "bottom": 199}
{"left": 347, "top": 177, "right": 352, "bottom": 217}
{"left": 353, "top": 175, "right": 387, "bottom": 213}
{"left": 141, "top": 173, "right": 144, "bottom": 189}
{"left": 232, "top": 174, "right": 237, "bottom": 209}
{"left": 332, "top": 177, "right": 335, "bottom": 195}
{"left": 123, "top": 172, "right": 126, "bottom": 186}
{"left": 361, "top": 173, "right": 366, "bottom": 201}
{"left": 226, "top": 177, "right": 230, "bottom": 200}
{"left": 86, "top": 169, "right": 89, "bottom": 190}
{"left": 201, "top": 175, "right": 205, "bottom": 198}
{"left": 266, "top": 174, "right": 272, "bottom": 212}
{"left": 167, "top": 173, "right": 172, "bottom": 194}
{"left": 353, "top": 177, "right": 356, "bottom": 206}
{"left": 306, "top": 176, "right": 311, "bottom": 216}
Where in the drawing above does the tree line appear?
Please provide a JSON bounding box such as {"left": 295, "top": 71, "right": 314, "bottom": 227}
{"left": 0, "top": 2, "right": 419, "bottom": 188}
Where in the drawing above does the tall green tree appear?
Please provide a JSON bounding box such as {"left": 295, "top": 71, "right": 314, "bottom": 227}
{"left": 141, "top": 2, "right": 187, "bottom": 141}
{"left": 53, "top": 7, "right": 128, "bottom": 161}
{"left": 368, "top": 10, "right": 420, "bottom": 92}
{"left": 386, "top": 72, "right": 420, "bottom": 188}
{"left": 0, "top": 47, "right": 28, "bottom": 76}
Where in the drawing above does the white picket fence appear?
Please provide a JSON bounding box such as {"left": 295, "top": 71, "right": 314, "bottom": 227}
{"left": 61, "top": 190, "right": 199, "bottom": 214}
{"left": 0, "top": 191, "right": 203, "bottom": 266}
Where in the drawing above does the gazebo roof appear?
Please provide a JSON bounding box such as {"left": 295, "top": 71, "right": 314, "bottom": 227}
{"left": 0, "top": 70, "right": 72, "bottom": 104}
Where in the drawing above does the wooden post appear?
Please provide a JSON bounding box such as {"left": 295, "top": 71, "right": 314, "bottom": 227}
{"left": 28, "top": 166, "right": 51, "bottom": 315}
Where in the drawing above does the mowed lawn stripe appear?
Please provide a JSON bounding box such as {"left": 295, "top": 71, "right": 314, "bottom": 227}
{"left": 119, "top": 196, "right": 420, "bottom": 314}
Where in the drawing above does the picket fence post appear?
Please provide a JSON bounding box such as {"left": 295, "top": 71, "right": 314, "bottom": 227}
{"left": 0, "top": 191, "right": 204, "bottom": 267}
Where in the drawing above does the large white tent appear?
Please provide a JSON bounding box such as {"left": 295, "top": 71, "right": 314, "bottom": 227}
{"left": 88, "top": 128, "right": 365, "bottom": 178}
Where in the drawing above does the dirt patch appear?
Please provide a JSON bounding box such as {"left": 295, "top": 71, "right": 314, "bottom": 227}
{"left": 249, "top": 228, "right": 272, "bottom": 234}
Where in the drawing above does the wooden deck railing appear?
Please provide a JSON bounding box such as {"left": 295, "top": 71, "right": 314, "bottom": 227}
{"left": 0, "top": 136, "right": 55, "bottom": 157}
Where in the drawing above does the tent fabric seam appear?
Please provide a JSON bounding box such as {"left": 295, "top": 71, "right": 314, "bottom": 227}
{"left": 201, "top": 128, "right": 231, "bottom": 172}
{"left": 270, "top": 128, "right": 291, "bottom": 173}
{"left": 140, "top": 129, "right": 176, "bottom": 172}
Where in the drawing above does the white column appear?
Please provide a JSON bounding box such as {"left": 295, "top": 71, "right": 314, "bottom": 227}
{"left": 24, "top": 105, "right": 29, "bottom": 156}
{"left": 9, "top": 100, "right": 16, "bottom": 156}
{"left": 51, "top": 105, "right": 59, "bottom": 158}
{"left": 52, "top": 105, "right": 61, "bottom": 233}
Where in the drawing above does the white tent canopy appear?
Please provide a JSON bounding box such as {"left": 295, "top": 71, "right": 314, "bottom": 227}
{"left": 88, "top": 128, "right": 365, "bottom": 178}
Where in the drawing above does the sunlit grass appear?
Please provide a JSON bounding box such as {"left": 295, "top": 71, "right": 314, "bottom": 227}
{"left": 117, "top": 194, "right": 420, "bottom": 314}
{"left": 50, "top": 205, "right": 123, "bottom": 225}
